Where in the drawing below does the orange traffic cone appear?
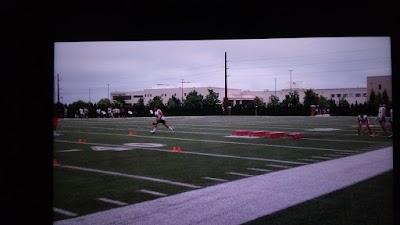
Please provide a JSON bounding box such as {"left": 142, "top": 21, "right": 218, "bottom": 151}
{"left": 78, "top": 138, "right": 82, "bottom": 143}
{"left": 177, "top": 146, "right": 181, "bottom": 152}
{"left": 53, "top": 159, "right": 59, "bottom": 166}
{"left": 83, "top": 139, "right": 87, "bottom": 143}
{"left": 129, "top": 131, "right": 133, "bottom": 136}
{"left": 172, "top": 146, "right": 177, "bottom": 152}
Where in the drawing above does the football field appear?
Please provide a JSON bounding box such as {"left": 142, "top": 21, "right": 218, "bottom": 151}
{"left": 53, "top": 115, "right": 393, "bottom": 223}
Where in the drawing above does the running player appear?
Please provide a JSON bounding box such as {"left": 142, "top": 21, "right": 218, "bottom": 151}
{"left": 150, "top": 106, "right": 174, "bottom": 134}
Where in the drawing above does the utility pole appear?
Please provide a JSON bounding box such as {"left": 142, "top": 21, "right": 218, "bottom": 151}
{"left": 89, "top": 88, "right": 91, "bottom": 103}
{"left": 107, "top": 84, "right": 110, "bottom": 100}
{"left": 274, "top": 78, "right": 277, "bottom": 96}
{"left": 224, "top": 52, "right": 228, "bottom": 114}
{"left": 57, "top": 74, "right": 60, "bottom": 103}
{"left": 289, "top": 70, "right": 293, "bottom": 91}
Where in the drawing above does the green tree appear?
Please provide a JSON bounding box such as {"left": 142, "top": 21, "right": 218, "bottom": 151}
{"left": 203, "top": 89, "right": 222, "bottom": 115}
{"left": 369, "top": 89, "right": 376, "bottom": 105}
{"left": 267, "top": 95, "right": 280, "bottom": 107}
{"left": 382, "top": 89, "right": 389, "bottom": 105}
{"left": 97, "top": 98, "right": 111, "bottom": 110}
{"left": 134, "top": 98, "right": 146, "bottom": 115}
{"left": 282, "top": 90, "right": 300, "bottom": 107}
{"left": 147, "top": 96, "right": 164, "bottom": 109}
{"left": 303, "top": 89, "right": 319, "bottom": 108}
{"left": 184, "top": 90, "right": 204, "bottom": 112}
{"left": 253, "top": 96, "right": 265, "bottom": 107}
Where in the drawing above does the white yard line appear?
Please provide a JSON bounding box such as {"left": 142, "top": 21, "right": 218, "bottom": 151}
{"left": 53, "top": 208, "right": 78, "bottom": 217}
{"left": 311, "top": 156, "right": 335, "bottom": 160}
{"left": 226, "top": 172, "right": 254, "bottom": 177}
{"left": 138, "top": 189, "right": 168, "bottom": 197}
{"left": 97, "top": 198, "right": 128, "bottom": 206}
{"left": 201, "top": 177, "right": 229, "bottom": 182}
{"left": 324, "top": 154, "right": 342, "bottom": 157}
{"left": 247, "top": 168, "right": 274, "bottom": 172}
{"left": 265, "top": 164, "right": 291, "bottom": 168}
{"left": 297, "top": 158, "right": 321, "bottom": 162}
{"left": 54, "top": 140, "right": 308, "bottom": 165}
{"left": 57, "top": 149, "right": 82, "bottom": 153}
{"left": 58, "top": 165, "right": 201, "bottom": 189}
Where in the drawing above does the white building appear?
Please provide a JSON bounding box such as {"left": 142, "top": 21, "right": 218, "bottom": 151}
{"left": 111, "top": 86, "right": 368, "bottom": 106}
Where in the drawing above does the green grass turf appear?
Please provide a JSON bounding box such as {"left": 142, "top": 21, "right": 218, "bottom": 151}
{"left": 53, "top": 116, "right": 393, "bottom": 222}
{"left": 243, "top": 171, "right": 393, "bottom": 225}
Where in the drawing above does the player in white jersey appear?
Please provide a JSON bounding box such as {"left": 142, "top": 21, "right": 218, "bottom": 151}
{"left": 150, "top": 106, "right": 174, "bottom": 134}
{"left": 357, "top": 113, "right": 372, "bottom": 136}
{"left": 377, "top": 103, "right": 387, "bottom": 135}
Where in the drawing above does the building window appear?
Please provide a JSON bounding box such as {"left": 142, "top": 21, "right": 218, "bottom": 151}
{"left": 343, "top": 94, "right": 348, "bottom": 97}
{"left": 331, "top": 94, "right": 335, "bottom": 98}
{"left": 348, "top": 93, "right": 353, "bottom": 97}
{"left": 379, "top": 84, "right": 382, "bottom": 90}
{"left": 184, "top": 93, "right": 186, "bottom": 96}
{"left": 355, "top": 93, "right": 361, "bottom": 97}
{"left": 337, "top": 94, "right": 341, "bottom": 97}
{"left": 174, "top": 93, "right": 176, "bottom": 96}
{"left": 363, "top": 93, "right": 367, "bottom": 97}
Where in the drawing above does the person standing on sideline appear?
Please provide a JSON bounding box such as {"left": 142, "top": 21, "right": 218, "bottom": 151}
{"left": 377, "top": 103, "right": 387, "bottom": 135}
{"left": 389, "top": 106, "right": 393, "bottom": 137}
{"left": 357, "top": 113, "right": 372, "bottom": 136}
{"left": 150, "top": 106, "right": 174, "bottom": 134}
{"left": 54, "top": 110, "right": 60, "bottom": 136}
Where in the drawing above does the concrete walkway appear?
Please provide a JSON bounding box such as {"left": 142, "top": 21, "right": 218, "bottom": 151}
{"left": 54, "top": 146, "right": 393, "bottom": 225}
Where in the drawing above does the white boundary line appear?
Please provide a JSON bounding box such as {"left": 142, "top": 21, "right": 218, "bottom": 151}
{"left": 97, "top": 198, "right": 128, "bottom": 206}
{"left": 58, "top": 165, "right": 201, "bottom": 189}
{"left": 53, "top": 207, "right": 78, "bottom": 217}
{"left": 138, "top": 189, "right": 168, "bottom": 197}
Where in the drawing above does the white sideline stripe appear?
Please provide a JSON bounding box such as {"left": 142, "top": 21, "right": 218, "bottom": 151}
{"left": 58, "top": 131, "right": 362, "bottom": 153}
{"left": 139, "top": 189, "right": 168, "bottom": 197}
{"left": 227, "top": 172, "right": 254, "bottom": 177}
{"left": 97, "top": 198, "right": 128, "bottom": 206}
{"left": 57, "top": 149, "right": 82, "bottom": 152}
{"left": 302, "top": 138, "right": 383, "bottom": 144}
{"left": 311, "top": 156, "right": 335, "bottom": 160}
{"left": 201, "top": 177, "right": 229, "bottom": 182}
{"left": 247, "top": 168, "right": 274, "bottom": 172}
{"left": 54, "top": 140, "right": 308, "bottom": 165}
{"left": 298, "top": 158, "right": 321, "bottom": 162}
{"left": 59, "top": 165, "right": 201, "bottom": 189}
{"left": 265, "top": 164, "right": 291, "bottom": 168}
{"left": 53, "top": 207, "right": 78, "bottom": 217}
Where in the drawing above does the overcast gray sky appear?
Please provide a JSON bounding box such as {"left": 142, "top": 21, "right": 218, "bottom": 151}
{"left": 54, "top": 37, "right": 392, "bottom": 104}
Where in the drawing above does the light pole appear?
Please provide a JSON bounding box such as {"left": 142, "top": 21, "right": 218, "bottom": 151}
{"left": 289, "top": 70, "right": 293, "bottom": 91}
{"left": 274, "top": 78, "right": 277, "bottom": 96}
{"left": 181, "top": 79, "right": 191, "bottom": 106}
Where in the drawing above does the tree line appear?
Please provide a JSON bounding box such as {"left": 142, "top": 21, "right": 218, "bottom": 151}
{"left": 54, "top": 88, "right": 392, "bottom": 118}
